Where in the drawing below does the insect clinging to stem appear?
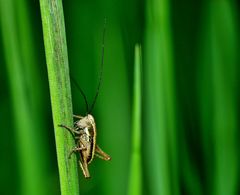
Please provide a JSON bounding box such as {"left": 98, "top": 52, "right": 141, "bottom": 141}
{"left": 59, "top": 20, "right": 111, "bottom": 179}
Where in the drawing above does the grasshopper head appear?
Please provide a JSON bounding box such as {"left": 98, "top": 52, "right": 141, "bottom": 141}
{"left": 76, "top": 114, "right": 95, "bottom": 129}
{"left": 87, "top": 114, "right": 95, "bottom": 125}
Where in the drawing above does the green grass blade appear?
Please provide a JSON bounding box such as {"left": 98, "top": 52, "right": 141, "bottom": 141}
{"left": 0, "top": 0, "right": 49, "bottom": 194}
{"left": 39, "top": 0, "right": 80, "bottom": 194}
{"left": 128, "top": 44, "right": 142, "bottom": 195}
{"left": 144, "top": 0, "right": 179, "bottom": 194}
{"left": 15, "top": 0, "right": 45, "bottom": 114}
{"left": 209, "top": 2, "right": 238, "bottom": 195}
{"left": 15, "top": 0, "right": 52, "bottom": 188}
{"left": 199, "top": 1, "right": 239, "bottom": 194}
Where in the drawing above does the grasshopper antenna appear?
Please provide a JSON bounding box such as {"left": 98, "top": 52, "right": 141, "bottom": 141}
{"left": 89, "top": 19, "right": 106, "bottom": 113}
{"left": 70, "top": 75, "right": 89, "bottom": 114}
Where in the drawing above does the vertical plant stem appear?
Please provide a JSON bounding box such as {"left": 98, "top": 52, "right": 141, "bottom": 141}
{"left": 39, "top": 0, "right": 79, "bottom": 194}
{"left": 128, "top": 44, "right": 142, "bottom": 195}
{"left": 144, "top": 0, "right": 179, "bottom": 194}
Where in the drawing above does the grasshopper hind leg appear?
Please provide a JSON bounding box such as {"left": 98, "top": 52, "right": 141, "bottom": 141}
{"left": 95, "top": 145, "right": 111, "bottom": 161}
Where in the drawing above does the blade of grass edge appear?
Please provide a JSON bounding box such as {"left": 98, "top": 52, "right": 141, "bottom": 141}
{"left": 128, "top": 44, "right": 142, "bottom": 195}
{"left": 144, "top": 0, "right": 179, "bottom": 194}
{"left": 39, "top": 0, "right": 80, "bottom": 194}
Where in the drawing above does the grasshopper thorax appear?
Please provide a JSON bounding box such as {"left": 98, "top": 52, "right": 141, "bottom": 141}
{"left": 76, "top": 114, "right": 95, "bottom": 129}
{"left": 76, "top": 114, "right": 97, "bottom": 164}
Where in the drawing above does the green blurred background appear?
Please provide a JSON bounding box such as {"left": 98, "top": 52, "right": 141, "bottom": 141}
{"left": 0, "top": 0, "right": 240, "bottom": 195}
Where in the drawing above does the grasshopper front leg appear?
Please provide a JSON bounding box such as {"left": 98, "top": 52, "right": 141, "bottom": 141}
{"left": 68, "top": 146, "right": 86, "bottom": 159}
{"left": 73, "top": 114, "right": 84, "bottom": 119}
{"left": 58, "top": 124, "right": 81, "bottom": 135}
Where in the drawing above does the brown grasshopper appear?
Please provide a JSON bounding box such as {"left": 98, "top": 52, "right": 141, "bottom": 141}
{"left": 59, "top": 20, "right": 111, "bottom": 178}
{"left": 59, "top": 114, "right": 111, "bottom": 178}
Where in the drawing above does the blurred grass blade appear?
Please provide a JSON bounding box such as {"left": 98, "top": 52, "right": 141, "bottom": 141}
{"left": 144, "top": 0, "right": 179, "bottom": 194}
{"left": 0, "top": 0, "right": 49, "bottom": 194}
{"left": 199, "top": 1, "right": 238, "bottom": 194}
{"left": 210, "top": 2, "right": 238, "bottom": 195}
{"left": 128, "top": 44, "right": 142, "bottom": 195}
{"left": 16, "top": 0, "right": 46, "bottom": 116}
{"left": 15, "top": 0, "right": 52, "bottom": 190}
{"left": 39, "top": 0, "right": 80, "bottom": 194}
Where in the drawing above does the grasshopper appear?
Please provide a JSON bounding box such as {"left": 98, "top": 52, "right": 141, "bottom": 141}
{"left": 59, "top": 20, "right": 111, "bottom": 178}
{"left": 59, "top": 114, "right": 111, "bottom": 178}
